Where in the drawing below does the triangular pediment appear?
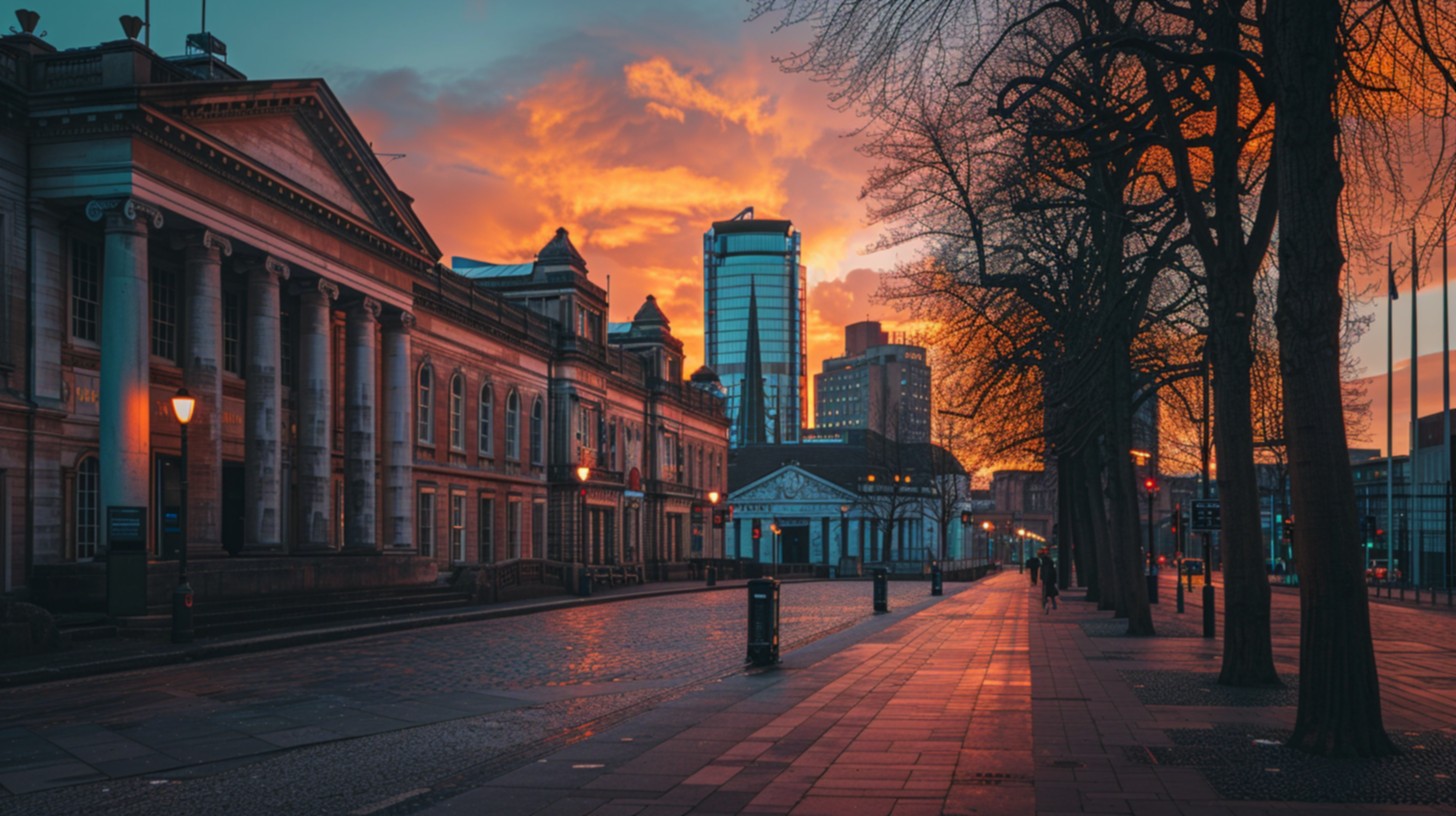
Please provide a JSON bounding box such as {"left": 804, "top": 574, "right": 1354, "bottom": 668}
{"left": 195, "top": 114, "right": 371, "bottom": 221}
{"left": 144, "top": 80, "right": 439, "bottom": 261}
{"left": 732, "top": 465, "right": 856, "bottom": 504}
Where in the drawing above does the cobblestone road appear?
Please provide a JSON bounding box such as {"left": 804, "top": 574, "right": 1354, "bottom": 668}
{"left": 0, "top": 580, "right": 941, "bottom": 815}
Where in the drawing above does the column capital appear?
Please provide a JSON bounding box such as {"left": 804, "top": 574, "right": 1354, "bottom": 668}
{"left": 239, "top": 255, "right": 292, "bottom": 281}
{"left": 380, "top": 310, "right": 416, "bottom": 333}
{"left": 292, "top": 277, "right": 340, "bottom": 302}
{"left": 174, "top": 229, "right": 234, "bottom": 257}
{"left": 347, "top": 296, "right": 382, "bottom": 322}
{"left": 85, "top": 197, "right": 164, "bottom": 230}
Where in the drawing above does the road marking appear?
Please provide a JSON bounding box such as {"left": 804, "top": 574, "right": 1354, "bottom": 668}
{"left": 350, "top": 787, "right": 430, "bottom": 815}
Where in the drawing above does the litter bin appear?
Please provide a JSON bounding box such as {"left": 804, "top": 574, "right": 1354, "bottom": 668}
{"left": 706, "top": 565, "right": 717, "bottom": 587}
{"left": 578, "top": 567, "right": 593, "bottom": 597}
{"left": 931, "top": 565, "right": 943, "bottom": 596}
{"left": 106, "top": 540, "right": 148, "bottom": 617}
{"left": 873, "top": 568, "right": 889, "bottom": 613}
{"left": 746, "top": 578, "right": 781, "bottom": 666}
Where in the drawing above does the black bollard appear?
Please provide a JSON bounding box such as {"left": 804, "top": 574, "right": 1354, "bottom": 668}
{"left": 931, "top": 565, "right": 943, "bottom": 596}
{"left": 1202, "top": 584, "right": 1215, "bottom": 639}
{"left": 746, "top": 578, "right": 781, "bottom": 666}
{"left": 873, "top": 568, "right": 889, "bottom": 613}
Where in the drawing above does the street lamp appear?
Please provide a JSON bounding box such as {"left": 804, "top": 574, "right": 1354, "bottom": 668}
{"left": 708, "top": 490, "right": 720, "bottom": 560}
{"left": 576, "top": 466, "right": 590, "bottom": 565}
{"left": 770, "top": 521, "right": 781, "bottom": 577}
{"left": 170, "top": 387, "right": 196, "bottom": 644}
{"left": 981, "top": 521, "right": 994, "bottom": 567}
{"left": 839, "top": 504, "right": 851, "bottom": 568}
{"left": 1017, "top": 527, "right": 1026, "bottom": 574}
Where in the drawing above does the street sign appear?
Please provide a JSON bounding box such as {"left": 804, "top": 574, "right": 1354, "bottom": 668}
{"left": 1190, "top": 500, "right": 1221, "bottom": 531}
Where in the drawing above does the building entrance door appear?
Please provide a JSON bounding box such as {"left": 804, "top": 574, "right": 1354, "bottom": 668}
{"left": 782, "top": 525, "right": 810, "bottom": 563}
{"left": 222, "top": 464, "right": 245, "bottom": 555}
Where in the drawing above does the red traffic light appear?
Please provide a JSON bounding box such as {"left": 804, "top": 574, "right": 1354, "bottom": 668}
{"left": 1143, "top": 477, "right": 1158, "bottom": 493}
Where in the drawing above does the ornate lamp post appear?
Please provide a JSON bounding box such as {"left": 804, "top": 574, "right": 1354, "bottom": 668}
{"left": 770, "top": 521, "right": 781, "bottom": 577}
{"left": 576, "top": 465, "right": 591, "bottom": 565}
{"left": 1017, "top": 527, "right": 1027, "bottom": 574}
{"left": 708, "top": 490, "right": 720, "bottom": 560}
{"left": 170, "top": 387, "right": 197, "bottom": 644}
{"left": 981, "top": 521, "right": 994, "bottom": 567}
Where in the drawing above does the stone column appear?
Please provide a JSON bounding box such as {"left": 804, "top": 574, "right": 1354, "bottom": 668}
{"left": 295, "top": 277, "right": 339, "bottom": 550}
{"left": 344, "top": 297, "right": 381, "bottom": 551}
{"left": 242, "top": 256, "right": 290, "bottom": 551}
{"left": 87, "top": 198, "right": 162, "bottom": 550}
{"left": 381, "top": 310, "right": 415, "bottom": 550}
{"left": 180, "top": 230, "right": 231, "bottom": 550}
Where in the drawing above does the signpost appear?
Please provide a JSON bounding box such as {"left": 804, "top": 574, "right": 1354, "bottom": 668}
{"left": 1191, "top": 500, "right": 1221, "bottom": 531}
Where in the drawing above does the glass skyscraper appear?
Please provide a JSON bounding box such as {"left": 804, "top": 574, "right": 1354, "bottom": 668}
{"left": 704, "top": 208, "right": 806, "bottom": 447}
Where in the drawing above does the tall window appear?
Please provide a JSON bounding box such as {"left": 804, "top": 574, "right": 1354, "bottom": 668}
{"left": 75, "top": 456, "right": 99, "bottom": 560}
{"left": 507, "top": 497, "right": 522, "bottom": 559}
{"left": 505, "top": 390, "right": 520, "bottom": 460}
{"left": 448, "top": 374, "right": 465, "bottom": 451}
{"left": 478, "top": 384, "right": 494, "bottom": 457}
{"left": 222, "top": 290, "right": 244, "bottom": 375}
{"left": 416, "top": 363, "right": 435, "bottom": 445}
{"left": 417, "top": 486, "right": 436, "bottom": 557}
{"left": 70, "top": 238, "right": 101, "bottom": 342}
{"left": 150, "top": 266, "right": 179, "bottom": 361}
{"left": 449, "top": 490, "right": 466, "bottom": 562}
{"left": 530, "top": 398, "right": 544, "bottom": 466}
{"left": 478, "top": 495, "right": 495, "bottom": 562}
{"left": 532, "top": 499, "right": 546, "bottom": 560}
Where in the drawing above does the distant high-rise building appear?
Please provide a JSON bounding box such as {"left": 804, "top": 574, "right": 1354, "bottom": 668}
{"left": 704, "top": 208, "right": 806, "bottom": 447}
{"left": 814, "top": 321, "right": 931, "bottom": 442}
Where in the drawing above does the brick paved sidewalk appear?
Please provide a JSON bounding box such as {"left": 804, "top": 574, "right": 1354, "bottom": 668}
{"left": 417, "top": 570, "right": 1036, "bottom": 815}
{"left": 415, "top": 570, "right": 1456, "bottom": 816}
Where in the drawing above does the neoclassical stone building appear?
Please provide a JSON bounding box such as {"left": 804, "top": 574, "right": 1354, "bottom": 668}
{"left": 0, "top": 19, "right": 727, "bottom": 608}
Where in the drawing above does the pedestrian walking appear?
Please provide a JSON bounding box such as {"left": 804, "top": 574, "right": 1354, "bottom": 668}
{"left": 1040, "top": 555, "right": 1059, "bottom": 612}
{"left": 1027, "top": 555, "right": 1040, "bottom": 585}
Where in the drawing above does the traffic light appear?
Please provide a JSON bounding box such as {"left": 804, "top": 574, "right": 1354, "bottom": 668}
{"left": 1282, "top": 515, "right": 1294, "bottom": 542}
{"left": 752, "top": 519, "right": 762, "bottom": 540}
{"left": 1362, "top": 515, "right": 1376, "bottom": 547}
{"left": 1143, "top": 477, "right": 1158, "bottom": 494}
{"left": 960, "top": 510, "right": 972, "bottom": 525}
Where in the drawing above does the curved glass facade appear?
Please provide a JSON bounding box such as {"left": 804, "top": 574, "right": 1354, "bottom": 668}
{"left": 704, "top": 217, "right": 806, "bottom": 447}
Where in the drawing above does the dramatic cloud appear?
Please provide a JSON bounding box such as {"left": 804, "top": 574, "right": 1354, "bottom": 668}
{"left": 336, "top": 34, "right": 904, "bottom": 409}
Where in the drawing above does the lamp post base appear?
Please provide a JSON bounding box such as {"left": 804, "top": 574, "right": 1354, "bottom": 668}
{"left": 171, "top": 580, "right": 195, "bottom": 644}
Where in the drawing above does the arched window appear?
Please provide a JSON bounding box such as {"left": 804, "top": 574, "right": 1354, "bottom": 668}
{"left": 505, "top": 389, "right": 521, "bottom": 460}
{"left": 416, "top": 363, "right": 435, "bottom": 445}
{"left": 448, "top": 373, "right": 465, "bottom": 451}
{"left": 478, "top": 384, "right": 494, "bottom": 456}
{"left": 530, "top": 397, "right": 544, "bottom": 465}
{"left": 75, "top": 455, "right": 99, "bottom": 560}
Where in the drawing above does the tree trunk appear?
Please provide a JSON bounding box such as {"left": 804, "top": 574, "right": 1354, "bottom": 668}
{"left": 1265, "top": 1, "right": 1395, "bottom": 756}
{"left": 1104, "top": 341, "right": 1154, "bottom": 635}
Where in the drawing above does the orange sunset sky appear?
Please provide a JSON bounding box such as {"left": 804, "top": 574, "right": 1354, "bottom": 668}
{"left": 73, "top": 0, "right": 925, "bottom": 419}
{"left": 64, "top": 2, "right": 1455, "bottom": 454}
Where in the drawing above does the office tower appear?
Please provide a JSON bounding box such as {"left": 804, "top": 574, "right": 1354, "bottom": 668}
{"left": 814, "top": 321, "right": 932, "bottom": 443}
{"left": 704, "top": 208, "right": 806, "bottom": 447}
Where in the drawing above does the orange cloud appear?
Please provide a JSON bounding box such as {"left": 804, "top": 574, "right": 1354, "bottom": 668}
{"left": 339, "top": 42, "right": 897, "bottom": 420}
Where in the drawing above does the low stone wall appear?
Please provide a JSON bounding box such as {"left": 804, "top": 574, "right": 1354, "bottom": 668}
{"left": 30, "top": 554, "right": 440, "bottom": 612}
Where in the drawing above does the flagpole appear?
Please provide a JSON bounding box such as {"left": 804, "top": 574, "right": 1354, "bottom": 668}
{"left": 1411, "top": 229, "right": 1421, "bottom": 587}
{"left": 1388, "top": 243, "right": 1396, "bottom": 578}
{"left": 1445, "top": 225, "right": 1452, "bottom": 591}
